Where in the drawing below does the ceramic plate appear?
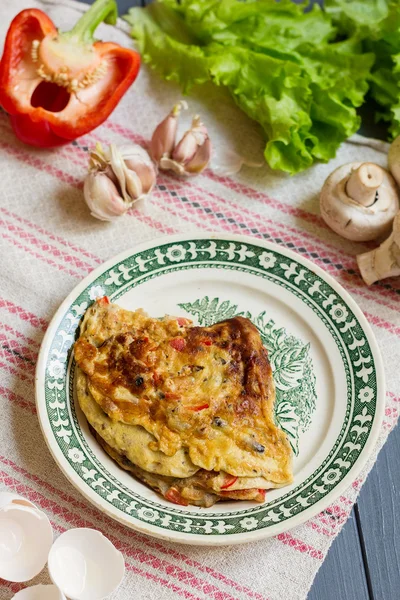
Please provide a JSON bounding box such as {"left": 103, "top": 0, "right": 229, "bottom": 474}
{"left": 35, "top": 234, "right": 385, "bottom": 545}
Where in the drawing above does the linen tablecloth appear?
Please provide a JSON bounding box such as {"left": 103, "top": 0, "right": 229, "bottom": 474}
{"left": 0, "top": 1, "right": 399, "bottom": 598}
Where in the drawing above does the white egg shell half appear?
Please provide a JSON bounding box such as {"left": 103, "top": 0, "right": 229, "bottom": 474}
{"left": 12, "top": 584, "right": 66, "bottom": 600}
{"left": 0, "top": 492, "right": 36, "bottom": 510}
{"left": 48, "top": 528, "right": 125, "bottom": 600}
{"left": 0, "top": 498, "right": 53, "bottom": 582}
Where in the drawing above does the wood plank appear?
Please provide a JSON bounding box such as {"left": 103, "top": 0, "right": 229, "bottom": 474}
{"left": 308, "top": 509, "right": 369, "bottom": 600}
{"left": 115, "top": 0, "right": 143, "bottom": 11}
{"left": 356, "top": 424, "right": 400, "bottom": 600}
{"left": 86, "top": 0, "right": 143, "bottom": 10}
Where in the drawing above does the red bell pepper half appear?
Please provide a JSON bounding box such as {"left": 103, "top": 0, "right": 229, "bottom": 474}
{"left": 0, "top": 0, "right": 140, "bottom": 147}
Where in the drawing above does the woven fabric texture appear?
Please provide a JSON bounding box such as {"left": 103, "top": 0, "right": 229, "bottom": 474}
{"left": 0, "top": 2, "right": 399, "bottom": 599}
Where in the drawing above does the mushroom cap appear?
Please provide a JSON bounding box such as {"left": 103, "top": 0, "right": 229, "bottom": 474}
{"left": 320, "top": 162, "right": 399, "bottom": 242}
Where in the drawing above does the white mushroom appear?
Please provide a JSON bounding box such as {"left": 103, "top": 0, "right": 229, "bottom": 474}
{"left": 357, "top": 211, "right": 400, "bottom": 285}
{"left": 388, "top": 135, "right": 400, "bottom": 186}
{"left": 320, "top": 162, "right": 399, "bottom": 242}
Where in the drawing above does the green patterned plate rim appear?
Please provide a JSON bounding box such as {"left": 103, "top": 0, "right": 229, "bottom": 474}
{"left": 35, "top": 234, "right": 385, "bottom": 545}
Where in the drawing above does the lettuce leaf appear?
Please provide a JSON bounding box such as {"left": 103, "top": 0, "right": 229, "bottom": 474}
{"left": 125, "top": 0, "right": 373, "bottom": 174}
{"left": 128, "top": 5, "right": 211, "bottom": 92}
{"left": 163, "top": 0, "right": 335, "bottom": 49}
{"left": 326, "top": 0, "right": 400, "bottom": 138}
{"left": 324, "top": 0, "right": 389, "bottom": 37}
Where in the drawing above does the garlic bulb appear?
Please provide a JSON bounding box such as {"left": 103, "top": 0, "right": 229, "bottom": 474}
{"left": 150, "top": 102, "right": 211, "bottom": 177}
{"left": 83, "top": 143, "right": 157, "bottom": 221}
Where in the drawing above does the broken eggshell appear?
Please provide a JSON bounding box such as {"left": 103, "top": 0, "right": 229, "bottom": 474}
{"left": 12, "top": 585, "right": 66, "bottom": 600}
{"left": 48, "top": 528, "right": 125, "bottom": 600}
{"left": 0, "top": 492, "right": 53, "bottom": 582}
{"left": 0, "top": 492, "right": 36, "bottom": 510}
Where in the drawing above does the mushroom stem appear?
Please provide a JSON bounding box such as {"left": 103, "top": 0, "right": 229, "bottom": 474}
{"left": 346, "top": 163, "right": 384, "bottom": 207}
{"left": 357, "top": 212, "right": 400, "bottom": 285}
{"left": 320, "top": 162, "right": 399, "bottom": 242}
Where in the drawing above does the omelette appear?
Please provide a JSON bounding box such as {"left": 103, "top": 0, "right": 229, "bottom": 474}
{"left": 74, "top": 297, "right": 293, "bottom": 507}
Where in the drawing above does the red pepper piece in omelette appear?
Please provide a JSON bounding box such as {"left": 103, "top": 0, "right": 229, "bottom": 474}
{"left": 220, "top": 475, "right": 238, "bottom": 490}
{"left": 165, "top": 487, "right": 189, "bottom": 506}
{"left": 169, "top": 337, "right": 186, "bottom": 351}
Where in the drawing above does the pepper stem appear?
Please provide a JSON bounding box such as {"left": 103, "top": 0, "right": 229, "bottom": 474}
{"left": 64, "top": 0, "right": 118, "bottom": 44}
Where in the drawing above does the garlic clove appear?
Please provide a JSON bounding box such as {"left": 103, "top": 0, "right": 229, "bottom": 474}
{"left": 129, "top": 161, "right": 157, "bottom": 195}
{"left": 109, "top": 144, "right": 130, "bottom": 204}
{"left": 150, "top": 101, "right": 187, "bottom": 163}
{"left": 120, "top": 143, "right": 155, "bottom": 168}
{"left": 121, "top": 145, "right": 157, "bottom": 196}
{"left": 124, "top": 168, "right": 143, "bottom": 200}
{"left": 185, "top": 137, "right": 212, "bottom": 174}
{"left": 172, "top": 131, "right": 199, "bottom": 165}
{"left": 172, "top": 116, "right": 208, "bottom": 166}
{"left": 83, "top": 173, "right": 129, "bottom": 221}
{"left": 189, "top": 118, "right": 208, "bottom": 146}
{"left": 159, "top": 156, "right": 187, "bottom": 176}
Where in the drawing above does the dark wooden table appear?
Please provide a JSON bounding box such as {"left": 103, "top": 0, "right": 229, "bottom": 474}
{"left": 87, "top": 1, "right": 400, "bottom": 598}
